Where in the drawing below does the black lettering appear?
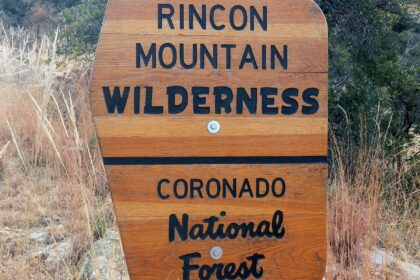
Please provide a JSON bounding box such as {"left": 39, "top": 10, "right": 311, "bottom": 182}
{"left": 237, "top": 88, "right": 257, "bottom": 114}
{"left": 223, "top": 263, "right": 236, "bottom": 278}
{"left": 272, "top": 178, "right": 286, "bottom": 198}
{"left": 236, "top": 260, "right": 252, "bottom": 279}
{"left": 200, "top": 44, "right": 218, "bottom": 69}
{"left": 261, "top": 87, "right": 278, "bottom": 115}
{"left": 302, "top": 88, "right": 319, "bottom": 115}
{"left": 239, "top": 45, "right": 258, "bottom": 69}
{"left": 169, "top": 213, "right": 188, "bottom": 242}
{"left": 248, "top": 253, "right": 265, "bottom": 278}
{"left": 256, "top": 178, "right": 269, "bottom": 198}
{"left": 214, "top": 263, "right": 225, "bottom": 279}
{"left": 157, "top": 179, "right": 170, "bottom": 200}
{"left": 179, "top": 252, "right": 201, "bottom": 280}
{"left": 239, "top": 179, "right": 254, "bottom": 198}
{"left": 189, "top": 5, "right": 207, "bottom": 29}
{"left": 174, "top": 179, "right": 188, "bottom": 199}
{"left": 210, "top": 5, "right": 226, "bottom": 30}
{"left": 144, "top": 87, "right": 163, "bottom": 114}
{"left": 222, "top": 179, "right": 237, "bottom": 198}
{"left": 230, "top": 5, "right": 248, "bottom": 31}
{"left": 271, "top": 45, "right": 288, "bottom": 70}
{"left": 199, "top": 264, "right": 214, "bottom": 280}
{"left": 190, "top": 224, "right": 204, "bottom": 240}
{"left": 214, "top": 87, "right": 233, "bottom": 114}
{"left": 221, "top": 44, "right": 236, "bottom": 69}
{"left": 158, "top": 43, "right": 177, "bottom": 69}
{"left": 281, "top": 88, "right": 299, "bottom": 115}
{"left": 190, "top": 179, "right": 204, "bottom": 199}
{"left": 136, "top": 43, "right": 156, "bottom": 68}
{"left": 192, "top": 87, "right": 210, "bottom": 114}
{"left": 206, "top": 178, "right": 221, "bottom": 199}
{"left": 167, "top": 86, "right": 188, "bottom": 114}
{"left": 171, "top": 210, "right": 285, "bottom": 242}
{"left": 262, "top": 45, "right": 267, "bottom": 69}
{"left": 158, "top": 4, "right": 175, "bottom": 29}
{"left": 180, "top": 44, "right": 198, "bottom": 69}
{"left": 238, "top": 222, "right": 256, "bottom": 238}
{"left": 250, "top": 6, "right": 267, "bottom": 31}
{"left": 226, "top": 223, "right": 240, "bottom": 239}
{"left": 203, "top": 215, "right": 219, "bottom": 239}
{"left": 271, "top": 210, "right": 286, "bottom": 239}
{"left": 180, "top": 4, "right": 185, "bottom": 29}
{"left": 134, "top": 86, "right": 140, "bottom": 114}
{"left": 256, "top": 221, "right": 272, "bottom": 238}
{"left": 102, "top": 86, "right": 130, "bottom": 114}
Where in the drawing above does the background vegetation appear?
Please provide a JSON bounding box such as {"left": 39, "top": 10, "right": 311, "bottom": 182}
{"left": 2, "top": 0, "right": 417, "bottom": 152}
{"left": 0, "top": 0, "right": 418, "bottom": 279}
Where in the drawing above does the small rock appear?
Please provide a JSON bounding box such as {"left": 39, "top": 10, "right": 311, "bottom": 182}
{"left": 97, "top": 256, "right": 110, "bottom": 279}
{"left": 31, "top": 248, "right": 49, "bottom": 260}
{"left": 370, "top": 249, "right": 420, "bottom": 280}
{"left": 29, "top": 231, "right": 50, "bottom": 245}
{"left": 45, "top": 240, "right": 72, "bottom": 265}
{"left": 40, "top": 215, "right": 50, "bottom": 226}
{"left": 370, "top": 249, "right": 394, "bottom": 266}
{"left": 53, "top": 234, "right": 65, "bottom": 243}
{"left": 83, "top": 255, "right": 110, "bottom": 280}
{"left": 398, "top": 261, "right": 420, "bottom": 279}
{"left": 81, "top": 232, "right": 128, "bottom": 280}
{"left": 52, "top": 214, "right": 62, "bottom": 223}
{"left": 15, "top": 229, "right": 24, "bottom": 237}
{"left": 105, "top": 229, "right": 119, "bottom": 241}
{"left": 4, "top": 226, "right": 10, "bottom": 232}
{"left": 32, "top": 240, "right": 73, "bottom": 273}
{"left": 3, "top": 237, "right": 16, "bottom": 257}
{"left": 57, "top": 224, "right": 64, "bottom": 231}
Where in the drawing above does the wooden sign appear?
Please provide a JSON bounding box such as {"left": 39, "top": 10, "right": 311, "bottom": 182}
{"left": 90, "top": 0, "right": 328, "bottom": 279}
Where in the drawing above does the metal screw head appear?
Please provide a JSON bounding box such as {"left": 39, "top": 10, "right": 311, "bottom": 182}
{"left": 207, "top": 120, "right": 221, "bottom": 134}
{"left": 210, "top": 246, "right": 223, "bottom": 260}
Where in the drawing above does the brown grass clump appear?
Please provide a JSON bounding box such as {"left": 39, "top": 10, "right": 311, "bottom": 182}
{"left": 0, "top": 25, "right": 128, "bottom": 279}
{"left": 326, "top": 124, "right": 419, "bottom": 279}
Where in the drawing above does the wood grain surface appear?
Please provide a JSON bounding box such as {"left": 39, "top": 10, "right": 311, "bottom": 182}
{"left": 90, "top": 0, "right": 328, "bottom": 279}
{"left": 109, "top": 163, "right": 327, "bottom": 279}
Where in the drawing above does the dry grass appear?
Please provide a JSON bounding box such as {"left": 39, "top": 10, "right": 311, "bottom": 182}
{"left": 325, "top": 124, "right": 419, "bottom": 279}
{"left": 0, "top": 26, "right": 418, "bottom": 279}
{"left": 0, "top": 25, "right": 128, "bottom": 279}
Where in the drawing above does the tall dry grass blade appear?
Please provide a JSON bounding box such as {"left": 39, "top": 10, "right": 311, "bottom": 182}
{"left": 5, "top": 120, "right": 53, "bottom": 226}
{"left": 33, "top": 107, "right": 66, "bottom": 171}
{"left": 52, "top": 90, "right": 70, "bottom": 140}
{"left": 67, "top": 91, "right": 81, "bottom": 150}
{"left": 85, "top": 139, "right": 98, "bottom": 187}
{"left": 26, "top": 90, "right": 59, "bottom": 139}
{"left": 0, "top": 140, "right": 10, "bottom": 158}
{"left": 6, "top": 118, "right": 28, "bottom": 173}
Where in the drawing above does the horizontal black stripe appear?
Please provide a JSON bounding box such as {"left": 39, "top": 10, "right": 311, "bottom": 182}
{"left": 103, "top": 156, "right": 327, "bottom": 165}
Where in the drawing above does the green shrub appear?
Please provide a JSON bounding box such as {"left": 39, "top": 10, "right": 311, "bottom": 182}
{"left": 56, "top": 0, "right": 107, "bottom": 58}
{"left": 316, "top": 0, "right": 419, "bottom": 157}
{"left": 92, "top": 214, "right": 106, "bottom": 240}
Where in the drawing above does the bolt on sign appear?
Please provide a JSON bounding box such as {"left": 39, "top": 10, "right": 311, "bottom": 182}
{"left": 90, "top": 0, "right": 328, "bottom": 279}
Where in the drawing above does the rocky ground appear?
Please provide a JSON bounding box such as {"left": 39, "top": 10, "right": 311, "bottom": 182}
{"left": 1, "top": 223, "right": 128, "bottom": 279}
{"left": 3, "top": 220, "right": 420, "bottom": 279}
